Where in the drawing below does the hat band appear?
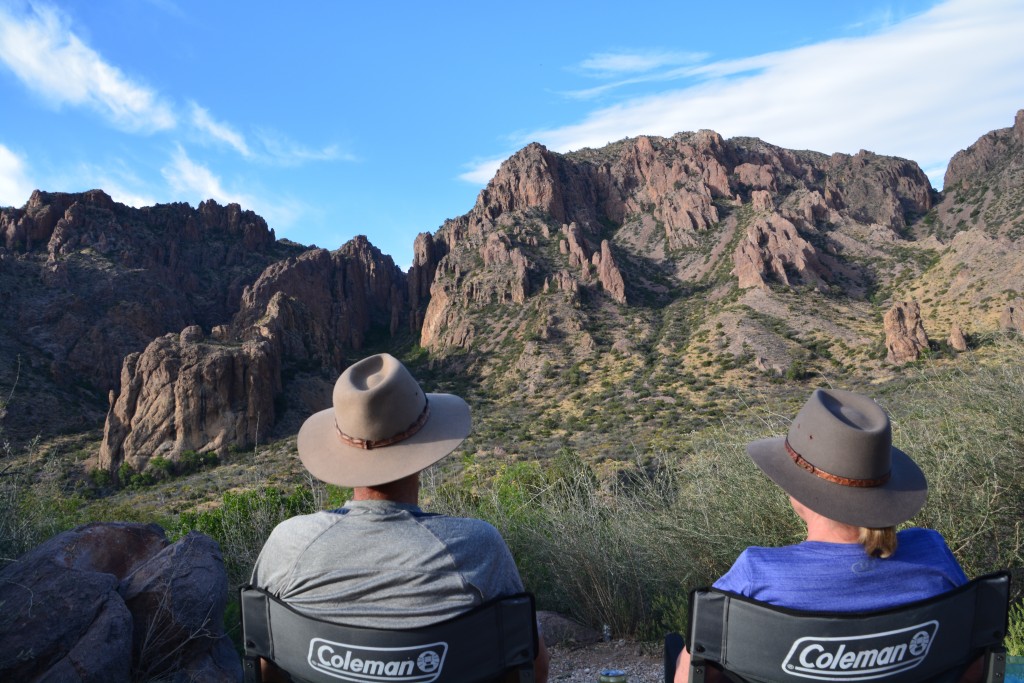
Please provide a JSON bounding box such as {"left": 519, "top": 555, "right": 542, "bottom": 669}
{"left": 785, "top": 439, "right": 890, "bottom": 488}
{"left": 335, "top": 400, "right": 431, "bottom": 450}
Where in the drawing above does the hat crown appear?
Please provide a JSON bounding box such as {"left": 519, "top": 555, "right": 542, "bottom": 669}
{"left": 787, "top": 389, "right": 893, "bottom": 481}
{"left": 333, "top": 354, "right": 425, "bottom": 443}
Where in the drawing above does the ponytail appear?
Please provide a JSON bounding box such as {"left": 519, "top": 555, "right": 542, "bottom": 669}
{"left": 858, "top": 527, "right": 897, "bottom": 558}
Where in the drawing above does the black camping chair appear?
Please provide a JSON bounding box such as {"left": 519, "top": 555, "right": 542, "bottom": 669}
{"left": 664, "top": 571, "right": 1010, "bottom": 683}
{"left": 239, "top": 586, "right": 538, "bottom": 683}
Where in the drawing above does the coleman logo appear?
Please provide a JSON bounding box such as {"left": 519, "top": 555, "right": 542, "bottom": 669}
{"left": 781, "top": 621, "right": 938, "bottom": 680}
{"left": 307, "top": 638, "right": 448, "bottom": 682}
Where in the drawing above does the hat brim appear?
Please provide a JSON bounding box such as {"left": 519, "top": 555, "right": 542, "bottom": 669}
{"left": 747, "top": 437, "right": 927, "bottom": 528}
{"left": 298, "top": 392, "right": 471, "bottom": 487}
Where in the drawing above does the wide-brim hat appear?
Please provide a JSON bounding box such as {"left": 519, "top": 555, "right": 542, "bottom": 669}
{"left": 747, "top": 388, "right": 926, "bottom": 528}
{"left": 298, "top": 353, "right": 471, "bottom": 487}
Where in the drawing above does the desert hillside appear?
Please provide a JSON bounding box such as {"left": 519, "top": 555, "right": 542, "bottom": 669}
{"left": 0, "top": 110, "right": 1022, "bottom": 479}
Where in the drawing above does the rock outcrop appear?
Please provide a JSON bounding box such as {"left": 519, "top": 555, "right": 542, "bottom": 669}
{"left": 594, "top": 240, "right": 626, "bottom": 304}
{"left": 0, "top": 523, "right": 240, "bottom": 683}
{"left": 884, "top": 301, "right": 930, "bottom": 364}
{"left": 100, "top": 236, "right": 409, "bottom": 473}
{"left": 945, "top": 110, "right": 1024, "bottom": 190}
{"left": 420, "top": 129, "right": 934, "bottom": 358}
{"left": 99, "top": 331, "right": 278, "bottom": 472}
{"left": 0, "top": 190, "right": 300, "bottom": 443}
{"left": 733, "top": 214, "right": 831, "bottom": 290}
{"left": 939, "top": 109, "right": 1024, "bottom": 239}
{"left": 948, "top": 324, "right": 969, "bottom": 352}
{"left": 1001, "top": 299, "right": 1024, "bottom": 334}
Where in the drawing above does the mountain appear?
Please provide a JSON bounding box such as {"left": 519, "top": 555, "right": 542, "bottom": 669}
{"left": 1, "top": 110, "right": 1022, "bottom": 476}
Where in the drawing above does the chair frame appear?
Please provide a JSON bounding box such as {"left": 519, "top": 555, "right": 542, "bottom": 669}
{"left": 665, "top": 571, "right": 1010, "bottom": 683}
{"left": 240, "top": 585, "right": 538, "bottom": 683}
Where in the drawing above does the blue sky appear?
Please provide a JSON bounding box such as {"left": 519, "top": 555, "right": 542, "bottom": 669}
{"left": 1, "top": 0, "right": 1022, "bottom": 269}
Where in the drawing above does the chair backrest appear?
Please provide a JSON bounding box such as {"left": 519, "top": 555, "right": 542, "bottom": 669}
{"left": 683, "top": 571, "right": 1010, "bottom": 683}
{"left": 240, "top": 586, "right": 538, "bottom": 683}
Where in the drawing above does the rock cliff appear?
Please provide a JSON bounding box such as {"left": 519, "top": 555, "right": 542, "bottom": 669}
{"left": 99, "top": 236, "right": 408, "bottom": 472}
{"left": 0, "top": 190, "right": 299, "bottom": 442}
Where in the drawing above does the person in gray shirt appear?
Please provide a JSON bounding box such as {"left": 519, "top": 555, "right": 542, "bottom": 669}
{"left": 252, "top": 353, "right": 549, "bottom": 682}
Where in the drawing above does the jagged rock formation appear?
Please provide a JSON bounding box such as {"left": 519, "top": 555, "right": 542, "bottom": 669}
{"left": 0, "top": 522, "right": 240, "bottom": 682}
{"left": 99, "top": 329, "right": 278, "bottom": 472}
{"left": 884, "top": 301, "right": 930, "bottom": 365}
{"left": 937, "top": 109, "right": 1024, "bottom": 240}
{"left": 418, "top": 127, "right": 933, "bottom": 391}
{"left": 732, "top": 214, "right": 832, "bottom": 290}
{"left": 100, "top": 237, "right": 408, "bottom": 472}
{"left": 0, "top": 190, "right": 300, "bottom": 442}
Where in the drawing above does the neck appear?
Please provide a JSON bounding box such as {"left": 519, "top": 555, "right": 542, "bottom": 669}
{"left": 352, "top": 473, "right": 420, "bottom": 506}
{"left": 791, "top": 496, "right": 860, "bottom": 544}
{"left": 803, "top": 515, "right": 861, "bottom": 543}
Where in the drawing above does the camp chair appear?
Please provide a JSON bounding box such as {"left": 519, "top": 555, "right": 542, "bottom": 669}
{"left": 240, "top": 586, "right": 538, "bottom": 683}
{"left": 664, "top": 571, "right": 1010, "bottom": 683}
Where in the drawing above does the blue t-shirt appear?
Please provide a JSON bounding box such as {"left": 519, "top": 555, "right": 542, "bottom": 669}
{"left": 713, "top": 528, "right": 968, "bottom": 612}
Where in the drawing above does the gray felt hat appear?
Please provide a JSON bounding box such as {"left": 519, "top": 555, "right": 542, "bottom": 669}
{"left": 298, "top": 353, "right": 471, "bottom": 487}
{"left": 746, "top": 388, "right": 927, "bottom": 528}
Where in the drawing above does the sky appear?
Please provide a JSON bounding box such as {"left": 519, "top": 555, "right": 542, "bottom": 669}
{"left": 1, "top": 0, "right": 1022, "bottom": 269}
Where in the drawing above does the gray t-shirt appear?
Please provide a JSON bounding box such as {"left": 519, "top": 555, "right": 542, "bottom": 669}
{"left": 251, "top": 499, "right": 525, "bottom": 628}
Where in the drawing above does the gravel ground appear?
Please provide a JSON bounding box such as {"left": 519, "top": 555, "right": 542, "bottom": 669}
{"left": 547, "top": 640, "right": 665, "bottom": 683}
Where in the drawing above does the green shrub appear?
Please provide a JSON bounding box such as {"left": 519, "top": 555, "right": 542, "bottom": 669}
{"left": 176, "top": 486, "right": 318, "bottom": 586}
{"left": 1007, "top": 601, "right": 1024, "bottom": 657}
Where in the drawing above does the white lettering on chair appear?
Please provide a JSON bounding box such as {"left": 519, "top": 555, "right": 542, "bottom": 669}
{"left": 781, "top": 621, "right": 938, "bottom": 680}
{"left": 307, "top": 638, "right": 448, "bottom": 683}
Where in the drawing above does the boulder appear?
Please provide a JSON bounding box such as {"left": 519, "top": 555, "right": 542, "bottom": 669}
{"left": 884, "top": 301, "right": 930, "bottom": 364}
{"left": 948, "top": 324, "right": 969, "bottom": 352}
{"left": 121, "top": 532, "right": 233, "bottom": 681}
{"left": 0, "top": 523, "right": 240, "bottom": 683}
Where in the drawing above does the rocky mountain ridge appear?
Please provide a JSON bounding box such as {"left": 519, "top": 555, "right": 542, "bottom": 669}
{"left": 2, "top": 110, "right": 1023, "bottom": 476}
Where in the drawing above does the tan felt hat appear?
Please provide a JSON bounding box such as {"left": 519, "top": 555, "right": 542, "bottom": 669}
{"left": 298, "top": 353, "right": 471, "bottom": 487}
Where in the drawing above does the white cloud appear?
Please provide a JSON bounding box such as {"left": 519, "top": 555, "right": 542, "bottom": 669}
{"left": 579, "top": 50, "right": 705, "bottom": 76}
{"left": 0, "top": 2, "right": 175, "bottom": 131}
{"left": 0, "top": 144, "right": 34, "bottom": 207}
{"left": 464, "top": 0, "right": 1024, "bottom": 187}
{"left": 161, "top": 145, "right": 305, "bottom": 229}
{"left": 458, "top": 157, "right": 507, "bottom": 185}
{"left": 189, "top": 102, "right": 251, "bottom": 157}
{"left": 162, "top": 145, "right": 239, "bottom": 203}
{"left": 255, "top": 129, "right": 354, "bottom": 166}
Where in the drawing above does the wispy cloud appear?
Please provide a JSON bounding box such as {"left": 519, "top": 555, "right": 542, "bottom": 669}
{"left": 579, "top": 50, "right": 706, "bottom": 76}
{"left": 458, "top": 156, "right": 508, "bottom": 184}
{"left": 162, "top": 145, "right": 240, "bottom": 203}
{"left": 566, "top": 50, "right": 709, "bottom": 100}
{"left": 0, "top": 144, "right": 35, "bottom": 206}
{"left": 463, "top": 0, "right": 1024, "bottom": 188}
{"left": 0, "top": 2, "right": 175, "bottom": 131}
{"left": 189, "top": 102, "right": 251, "bottom": 157}
{"left": 255, "top": 129, "right": 354, "bottom": 166}
{"left": 161, "top": 145, "right": 306, "bottom": 229}
{"left": 185, "top": 110, "right": 352, "bottom": 166}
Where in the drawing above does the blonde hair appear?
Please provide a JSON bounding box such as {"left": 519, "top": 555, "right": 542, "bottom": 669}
{"left": 858, "top": 527, "right": 897, "bottom": 558}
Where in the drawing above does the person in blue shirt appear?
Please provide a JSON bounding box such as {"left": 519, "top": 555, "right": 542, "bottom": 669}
{"left": 675, "top": 388, "right": 967, "bottom": 682}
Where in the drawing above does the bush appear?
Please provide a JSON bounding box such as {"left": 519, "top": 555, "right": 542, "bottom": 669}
{"left": 0, "top": 440, "right": 85, "bottom": 566}
{"left": 1007, "top": 601, "right": 1024, "bottom": 657}
{"left": 176, "top": 486, "right": 318, "bottom": 587}
{"left": 427, "top": 355, "right": 1024, "bottom": 638}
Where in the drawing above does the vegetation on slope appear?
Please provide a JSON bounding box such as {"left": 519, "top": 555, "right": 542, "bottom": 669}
{"left": 2, "top": 347, "right": 1022, "bottom": 647}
